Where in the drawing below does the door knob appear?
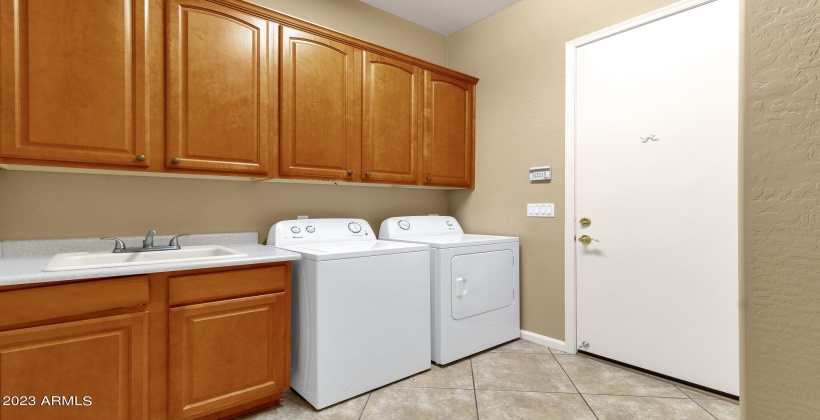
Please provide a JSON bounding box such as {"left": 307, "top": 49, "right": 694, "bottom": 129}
{"left": 579, "top": 218, "right": 591, "bottom": 227}
{"left": 365, "top": 171, "right": 371, "bottom": 177}
{"left": 171, "top": 157, "right": 181, "bottom": 164}
{"left": 578, "top": 235, "right": 599, "bottom": 245}
{"left": 347, "top": 170, "right": 354, "bottom": 176}
{"left": 426, "top": 176, "right": 432, "bottom": 181}
{"left": 136, "top": 154, "right": 146, "bottom": 161}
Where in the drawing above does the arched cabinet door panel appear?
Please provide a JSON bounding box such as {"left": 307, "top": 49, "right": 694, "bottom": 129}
{"left": 0, "top": 0, "right": 151, "bottom": 167}
{"left": 279, "top": 26, "right": 359, "bottom": 180}
{"left": 167, "top": 0, "right": 274, "bottom": 174}
{"left": 361, "top": 52, "right": 421, "bottom": 184}
{"left": 422, "top": 72, "right": 475, "bottom": 188}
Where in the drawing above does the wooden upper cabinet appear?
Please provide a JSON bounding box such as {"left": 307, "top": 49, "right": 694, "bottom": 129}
{"left": 0, "top": 313, "right": 147, "bottom": 420}
{"left": 280, "top": 27, "right": 360, "bottom": 180}
{"left": 362, "top": 52, "right": 422, "bottom": 184}
{"left": 422, "top": 72, "right": 475, "bottom": 188}
{"left": 0, "top": 0, "right": 151, "bottom": 167}
{"left": 166, "top": 0, "right": 274, "bottom": 174}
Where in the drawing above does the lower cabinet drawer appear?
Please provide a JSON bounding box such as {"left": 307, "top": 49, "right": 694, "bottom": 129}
{"left": 168, "top": 293, "right": 289, "bottom": 419}
{"left": 168, "top": 265, "right": 288, "bottom": 306}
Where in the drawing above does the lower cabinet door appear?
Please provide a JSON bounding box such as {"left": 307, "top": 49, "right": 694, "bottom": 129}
{"left": 0, "top": 313, "right": 148, "bottom": 420}
{"left": 168, "top": 293, "right": 288, "bottom": 419}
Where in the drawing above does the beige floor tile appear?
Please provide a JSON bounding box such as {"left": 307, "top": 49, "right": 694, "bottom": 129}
{"left": 550, "top": 348, "right": 570, "bottom": 355}
{"left": 490, "top": 339, "right": 551, "bottom": 354}
{"left": 472, "top": 352, "right": 577, "bottom": 393}
{"left": 360, "top": 386, "right": 477, "bottom": 420}
{"left": 695, "top": 398, "right": 740, "bottom": 420}
{"left": 392, "top": 359, "right": 474, "bottom": 389}
{"left": 476, "top": 390, "right": 596, "bottom": 420}
{"left": 584, "top": 395, "right": 714, "bottom": 420}
{"left": 676, "top": 384, "right": 726, "bottom": 400}
{"left": 238, "top": 389, "right": 368, "bottom": 420}
{"left": 554, "top": 355, "right": 687, "bottom": 398}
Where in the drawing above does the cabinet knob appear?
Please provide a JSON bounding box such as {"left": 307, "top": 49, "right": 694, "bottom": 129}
{"left": 365, "top": 171, "right": 372, "bottom": 177}
{"left": 347, "top": 170, "right": 354, "bottom": 176}
{"left": 426, "top": 176, "right": 432, "bottom": 181}
{"left": 136, "top": 154, "right": 146, "bottom": 161}
{"left": 171, "top": 157, "right": 181, "bottom": 164}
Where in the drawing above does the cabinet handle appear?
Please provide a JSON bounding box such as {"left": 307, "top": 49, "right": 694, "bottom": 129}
{"left": 365, "top": 171, "right": 371, "bottom": 177}
{"left": 347, "top": 170, "right": 354, "bottom": 176}
{"left": 171, "top": 157, "right": 181, "bottom": 164}
{"left": 426, "top": 176, "right": 432, "bottom": 181}
{"left": 136, "top": 154, "right": 146, "bottom": 161}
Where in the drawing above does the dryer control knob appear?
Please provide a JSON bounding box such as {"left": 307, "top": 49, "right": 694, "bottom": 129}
{"left": 446, "top": 220, "right": 453, "bottom": 226}
{"left": 348, "top": 222, "right": 362, "bottom": 233}
{"left": 306, "top": 226, "right": 315, "bottom": 233}
{"left": 398, "top": 220, "right": 411, "bottom": 230}
{"left": 290, "top": 226, "right": 301, "bottom": 234}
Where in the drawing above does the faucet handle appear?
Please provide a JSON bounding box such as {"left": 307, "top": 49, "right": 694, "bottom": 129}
{"left": 101, "top": 237, "right": 126, "bottom": 252}
{"left": 169, "top": 234, "right": 190, "bottom": 247}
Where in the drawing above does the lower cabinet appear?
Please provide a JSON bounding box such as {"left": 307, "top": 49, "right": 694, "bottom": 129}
{"left": 0, "top": 262, "right": 291, "bottom": 420}
{"left": 0, "top": 313, "right": 147, "bottom": 420}
{"left": 168, "top": 293, "right": 289, "bottom": 419}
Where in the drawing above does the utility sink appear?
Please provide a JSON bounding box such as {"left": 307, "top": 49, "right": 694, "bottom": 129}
{"left": 43, "top": 245, "right": 248, "bottom": 272}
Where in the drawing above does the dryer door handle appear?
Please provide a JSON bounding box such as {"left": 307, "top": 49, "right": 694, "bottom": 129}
{"left": 455, "top": 277, "right": 468, "bottom": 297}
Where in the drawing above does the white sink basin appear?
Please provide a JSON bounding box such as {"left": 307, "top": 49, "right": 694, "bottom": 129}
{"left": 43, "top": 245, "right": 248, "bottom": 272}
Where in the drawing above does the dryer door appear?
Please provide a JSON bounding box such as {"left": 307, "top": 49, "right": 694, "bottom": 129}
{"left": 451, "top": 250, "right": 515, "bottom": 320}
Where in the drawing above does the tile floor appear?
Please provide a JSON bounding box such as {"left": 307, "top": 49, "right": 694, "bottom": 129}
{"left": 240, "top": 339, "right": 739, "bottom": 420}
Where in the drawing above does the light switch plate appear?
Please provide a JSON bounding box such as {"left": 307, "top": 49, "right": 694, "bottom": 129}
{"left": 527, "top": 203, "right": 555, "bottom": 218}
{"left": 529, "top": 166, "right": 551, "bottom": 181}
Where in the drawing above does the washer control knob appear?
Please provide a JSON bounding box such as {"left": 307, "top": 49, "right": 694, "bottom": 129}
{"left": 348, "top": 222, "right": 362, "bottom": 233}
{"left": 290, "top": 226, "right": 301, "bottom": 234}
{"left": 306, "top": 226, "right": 315, "bottom": 233}
{"left": 398, "top": 220, "right": 411, "bottom": 230}
{"left": 446, "top": 220, "right": 453, "bottom": 226}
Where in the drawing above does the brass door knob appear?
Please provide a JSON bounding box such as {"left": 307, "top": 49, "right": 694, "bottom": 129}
{"left": 136, "top": 154, "right": 146, "bottom": 161}
{"left": 578, "top": 235, "right": 599, "bottom": 245}
{"left": 365, "top": 171, "right": 371, "bottom": 177}
{"left": 580, "top": 218, "right": 591, "bottom": 227}
{"left": 426, "top": 176, "right": 432, "bottom": 181}
{"left": 171, "top": 157, "right": 181, "bottom": 164}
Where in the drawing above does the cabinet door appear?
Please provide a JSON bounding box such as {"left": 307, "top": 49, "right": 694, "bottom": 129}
{"left": 362, "top": 52, "right": 422, "bottom": 184}
{"left": 280, "top": 27, "right": 360, "bottom": 180}
{"left": 169, "top": 293, "right": 288, "bottom": 419}
{"left": 0, "top": 0, "right": 151, "bottom": 167}
{"left": 0, "top": 313, "right": 147, "bottom": 420}
{"left": 167, "top": 0, "right": 274, "bottom": 174}
{"left": 422, "top": 72, "right": 475, "bottom": 188}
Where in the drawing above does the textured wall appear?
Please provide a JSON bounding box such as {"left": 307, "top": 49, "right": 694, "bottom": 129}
{"left": 745, "top": 0, "right": 820, "bottom": 417}
{"left": 0, "top": 0, "right": 449, "bottom": 242}
{"left": 445, "top": 0, "right": 678, "bottom": 340}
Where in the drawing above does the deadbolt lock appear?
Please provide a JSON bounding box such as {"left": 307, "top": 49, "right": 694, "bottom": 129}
{"left": 578, "top": 235, "right": 599, "bottom": 245}
{"left": 579, "top": 218, "right": 591, "bottom": 227}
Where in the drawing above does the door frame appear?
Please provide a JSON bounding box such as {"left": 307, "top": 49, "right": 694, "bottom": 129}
{"left": 562, "top": 0, "right": 717, "bottom": 354}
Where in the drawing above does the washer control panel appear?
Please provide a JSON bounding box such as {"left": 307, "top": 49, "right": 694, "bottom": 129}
{"left": 268, "top": 218, "right": 375, "bottom": 246}
{"left": 379, "top": 216, "right": 463, "bottom": 239}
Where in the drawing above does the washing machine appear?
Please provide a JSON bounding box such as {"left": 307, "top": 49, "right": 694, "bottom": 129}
{"left": 268, "top": 218, "right": 431, "bottom": 409}
{"left": 379, "top": 215, "right": 520, "bottom": 365}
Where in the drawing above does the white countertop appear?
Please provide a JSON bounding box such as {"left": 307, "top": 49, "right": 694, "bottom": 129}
{"left": 0, "top": 234, "right": 301, "bottom": 288}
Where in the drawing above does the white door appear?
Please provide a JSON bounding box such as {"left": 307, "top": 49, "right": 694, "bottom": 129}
{"left": 574, "top": 0, "right": 739, "bottom": 395}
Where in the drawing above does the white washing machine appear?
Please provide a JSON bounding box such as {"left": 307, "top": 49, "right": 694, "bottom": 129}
{"left": 268, "top": 218, "right": 431, "bottom": 409}
{"left": 379, "top": 216, "right": 520, "bottom": 365}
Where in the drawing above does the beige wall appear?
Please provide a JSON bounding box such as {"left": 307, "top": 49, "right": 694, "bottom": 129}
{"left": 445, "top": 0, "right": 678, "bottom": 340}
{"left": 0, "top": 0, "right": 449, "bottom": 242}
{"left": 744, "top": 0, "right": 820, "bottom": 417}
{"left": 248, "top": 0, "right": 447, "bottom": 66}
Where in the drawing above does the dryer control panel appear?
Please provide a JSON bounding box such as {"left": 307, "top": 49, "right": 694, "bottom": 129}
{"left": 268, "top": 218, "right": 376, "bottom": 246}
{"left": 379, "top": 216, "right": 464, "bottom": 239}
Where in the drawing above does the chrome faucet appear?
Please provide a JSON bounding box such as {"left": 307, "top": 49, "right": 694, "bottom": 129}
{"left": 101, "top": 231, "right": 190, "bottom": 253}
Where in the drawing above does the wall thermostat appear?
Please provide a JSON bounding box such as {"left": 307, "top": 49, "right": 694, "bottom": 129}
{"left": 529, "top": 166, "right": 551, "bottom": 181}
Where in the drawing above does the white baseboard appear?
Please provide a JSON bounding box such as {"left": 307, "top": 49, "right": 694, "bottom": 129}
{"left": 520, "top": 330, "right": 575, "bottom": 354}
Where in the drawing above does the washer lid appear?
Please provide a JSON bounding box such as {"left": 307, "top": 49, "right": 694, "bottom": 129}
{"left": 275, "top": 240, "right": 428, "bottom": 261}
{"left": 385, "top": 234, "right": 518, "bottom": 249}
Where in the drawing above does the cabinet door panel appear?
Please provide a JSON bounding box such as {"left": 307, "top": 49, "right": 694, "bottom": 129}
{"left": 169, "top": 293, "right": 288, "bottom": 419}
{"left": 0, "top": 313, "right": 147, "bottom": 420}
{"left": 167, "top": 0, "right": 272, "bottom": 173}
{"left": 362, "top": 53, "right": 421, "bottom": 184}
{"left": 0, "top": 0, "right": 149, "bottom": 166}
{"left": 422, "top": 72, "right": 475, "bottom": 188}
{"left": 280, "top": 27, "right": 359, "bottom": 179}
